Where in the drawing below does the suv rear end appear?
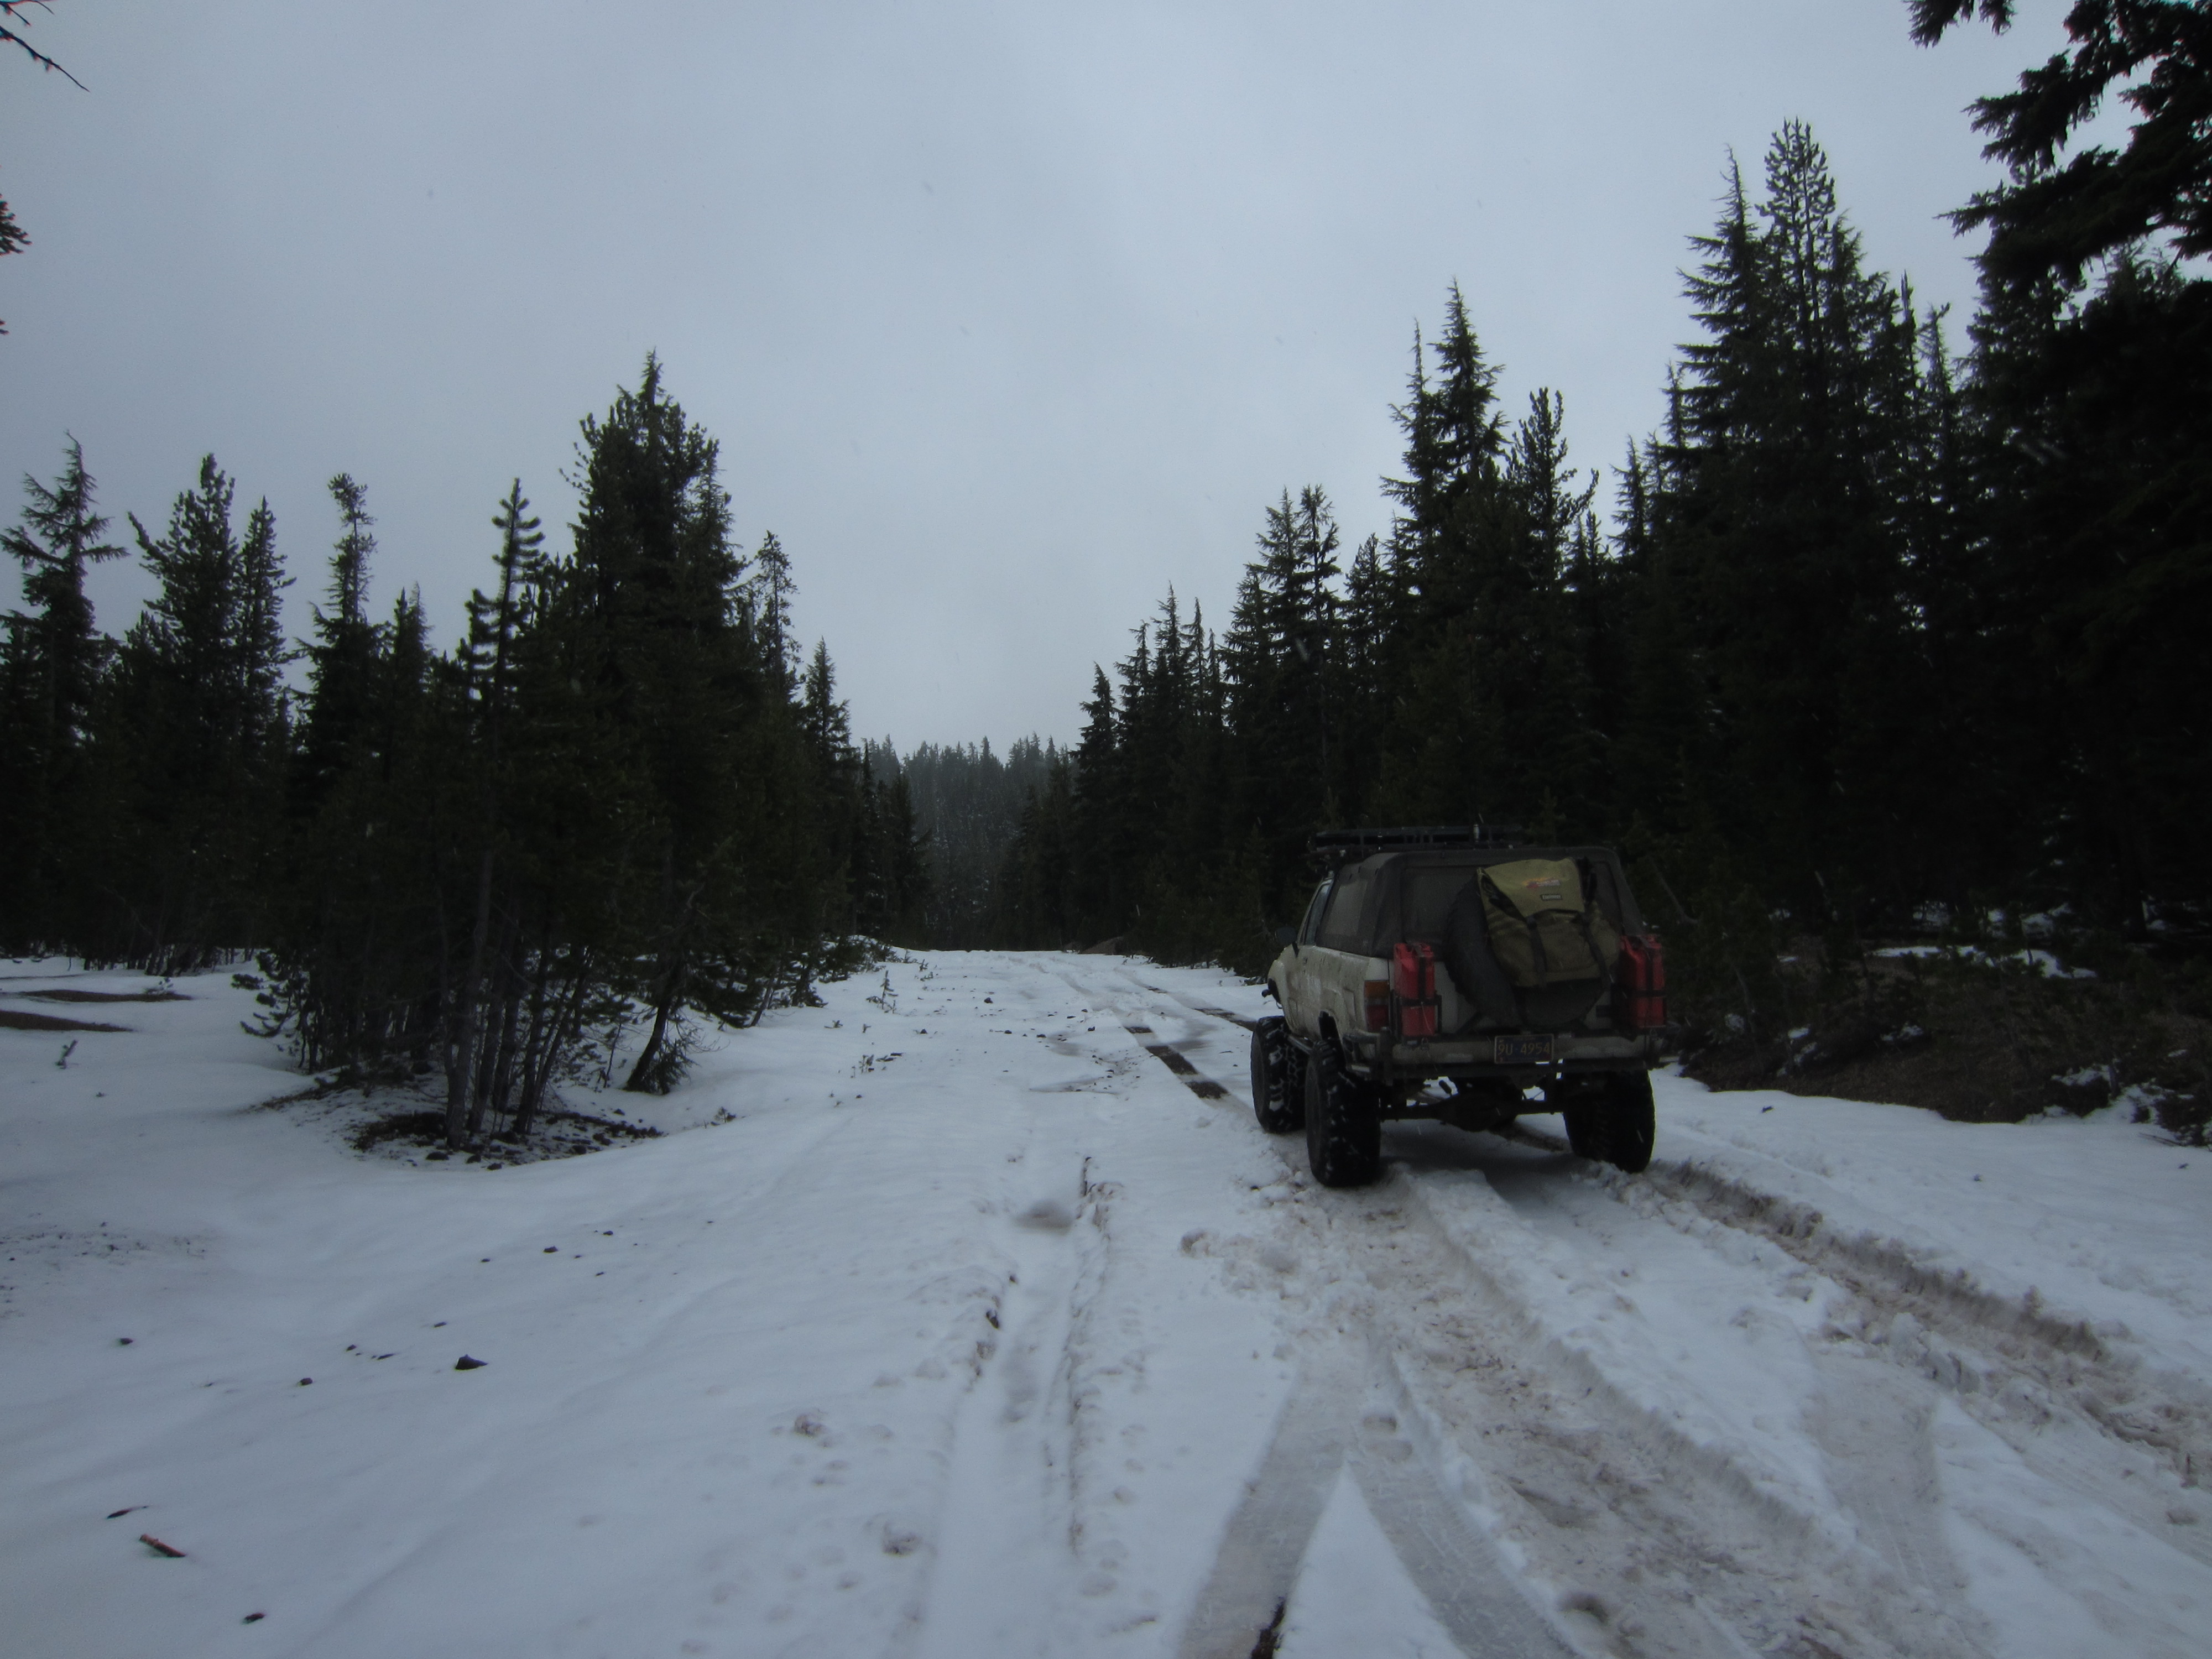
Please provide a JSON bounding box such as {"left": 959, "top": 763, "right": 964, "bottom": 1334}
{"left": 1254, "top": 827, "right": 1668, "bottom": 1185}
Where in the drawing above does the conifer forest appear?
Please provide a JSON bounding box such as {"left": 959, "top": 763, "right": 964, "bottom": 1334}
{"left": 982, "top": 9, "right": 2212, "bottom": 1076}
{"left": 0, "top": 361, "right": 931, "bottom": 1137}
{"left": 4, "top": 2, "right": 2209, "bottom": 1124}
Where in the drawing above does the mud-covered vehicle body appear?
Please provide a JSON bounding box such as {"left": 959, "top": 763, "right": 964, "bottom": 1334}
{"left": 1253, "top": 827, "right": 1668, "bottom": 1186}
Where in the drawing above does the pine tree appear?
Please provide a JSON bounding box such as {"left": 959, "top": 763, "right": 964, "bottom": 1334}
{"left": 1907, "top": 8, "right": 2212, "bottom": 921}
{"left": 1910, "top": 2, "right": 2212, "bottom": 290}
{"left": 94, "top": 457, "right": 293, "bottom": 966}
{"left": 1646, "top": 124, "right": 1945, "bottom": 924}
{"left": 295, "top": 474, "right": 383, "bottom": 812}
{"left": 1368, "top": 291, "right": 1602, "bottom": 834}
{"left": 749, "top": 530, "right": 800, "bottom": 700}
{"left": 0, "top": 439, "right": 123, "bottom": 947}
{"left": 444, "top": 481, "right": 545, "bottom": 1139}
{"left": 1223, "top": 488, "right": 1346, "bottom": 924}
{"left": 552, "top": 357, "right": 825, "bottom": 1089}
{"left": 0, "top": 189, "right": 24, "bottom": 334}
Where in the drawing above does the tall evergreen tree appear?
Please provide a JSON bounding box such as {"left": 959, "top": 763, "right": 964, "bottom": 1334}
{"left": 443, "top": 481, "right": 545, "bottom": 1138}
{"left": 1913, "top": 7, "right": 2212, "bottom": 919}
{"left": 91, "top": 457, "right": 293, "bottom": 966}
{"left": 295, "top": 474, "right": 382, "bottom": 811}
{"left": 1, "top": 439, "right": 122, "bottom": 946}
{"left": 553, "top": 357, "right": 805, "bottom": 1088}
{"left": 1223, "top": 487, "right": 1345, "bottom": 921}
{"left": 1647, "top": 125, "right": 1944, "bottom": 922}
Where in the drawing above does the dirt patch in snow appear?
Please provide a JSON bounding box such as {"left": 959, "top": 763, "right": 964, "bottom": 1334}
{"left": 1681, "top": 950, "right": 2212, "bottom": 1140}
{"left": 22, "top": 989, "right": 187, "bottom": 1004}
{"left": 346, "top": 1103, "right": 663, "bottom": 1166}
{"left": 0, "top": 1008, "right": 130, "bottom": 1032}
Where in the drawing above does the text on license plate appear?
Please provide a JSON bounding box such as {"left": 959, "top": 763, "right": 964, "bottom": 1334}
{"left": 1493, "top": 1034, "right": 1554, "bottom": 1066}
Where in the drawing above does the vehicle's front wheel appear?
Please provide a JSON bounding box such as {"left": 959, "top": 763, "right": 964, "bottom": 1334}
{"left": 1304, "top": 1036, "right": 1381, "bottom": 1187}
{"left": 1250, "top": 1016, "right": 1303, "bottom": 1134}
{"left": 1562, "top": 1070, "right": 1656, "bottom": 1174}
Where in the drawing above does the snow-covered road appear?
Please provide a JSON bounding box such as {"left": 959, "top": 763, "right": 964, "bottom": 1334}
{"left": 3, "top": 952, "right": 2208, "bottom": 1658}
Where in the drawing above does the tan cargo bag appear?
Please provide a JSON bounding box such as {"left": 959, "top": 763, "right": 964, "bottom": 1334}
{"left": 1478, "top": 857, "right": 1621, "bottom": 988}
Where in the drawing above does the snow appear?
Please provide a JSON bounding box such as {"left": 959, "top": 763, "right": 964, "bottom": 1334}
{"left": 4, "top": 952, "right": 2211, "bottom": 1658}
{"left": 1276, "top": 1468, "right": 1464, "bottom": 1658}
{"left": 1652, "top": 1077, "right": 2212, "bottom": 1368}
{"left": 1870, "top": 943, "right": 2098, "bottom": 978}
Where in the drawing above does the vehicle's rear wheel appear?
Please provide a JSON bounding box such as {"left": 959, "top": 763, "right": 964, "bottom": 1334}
{"left": 1561, "top": 1070, "right": 1656, "bottom": 1173}
{"left": 1250, "top": 1016, "right": 1303, "bottom": 1134}
{"left": 1304, "top": 1036, "right": 1381, "bottom": 1187}
{"left": 1605, "top": 1070, "right": 1657, "bottom": 1172}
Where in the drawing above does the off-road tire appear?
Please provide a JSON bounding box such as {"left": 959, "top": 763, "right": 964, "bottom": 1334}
{"left": 1304, "top": 1037, "right": 1381, "bottom": 1187}
{"left": 1562, "top": 1070, "right": 1656, "bottom": 1174}
{"left": 1250, "top": 1016, "right": 1303, "bottom": 1134}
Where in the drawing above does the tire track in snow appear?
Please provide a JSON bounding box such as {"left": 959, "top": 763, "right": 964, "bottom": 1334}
{"left": 1185, "top": 1128, "right": 1982, "bottom": 1655}
{"left": 1176, "top": 1344, "right": 1575, "bottom": 1659}
{"left": 1501, "top": 1119, "right": 2212, "bottom": 1566}
{"left": 1042, "top": 962, "right": 1245, "bottom": 1105}
{"left": 905, "top": 963, "right": 1125, "bottom": 1659}
{"left": 1806, "top": 1352, "right": 1963, "bottom": 1599}
{"left": 1121, "top": 1024, "right": 1231, "bottom": 1100}
{"left": 1058, "top": 958, "right": 1976, "bottom": 1655}
{"left": 912, "top": 954, "right": 1272, "bottom": 1655}
{"left": 1176, "top": 1354, "right": 1361, "bottom": 1659}
{"left": 947, "top": 959, "right": 2203, "bottom": 1654}
{"left": 1059, "top": 962, "right": 1809, "bottom": 1656}
{"left": 1127, "top": 978, "right": 1260, "bottom": 1032}
{"left": 1347, "top": 1373, "right": 1579, "bottom": 1659}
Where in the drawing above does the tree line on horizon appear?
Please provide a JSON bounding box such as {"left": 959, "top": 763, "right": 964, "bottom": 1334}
{"left": 874, "top": 735, "right": 1060, "bottom": 949}
{"left": 0, "top": 358, "right": 930, "bottom": 1138}
{"left": 983, "top": 6, "right": 2211, "bottom": 1029}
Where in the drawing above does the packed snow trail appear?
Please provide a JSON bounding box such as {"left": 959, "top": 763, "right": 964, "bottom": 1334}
{"left": 2, "top": 953, "right": 2209, "bottom": 1658}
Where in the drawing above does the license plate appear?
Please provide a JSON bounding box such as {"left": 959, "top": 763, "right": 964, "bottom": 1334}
{"left": 1493, "top": 1034, "right": 1554, "bottom": 1066}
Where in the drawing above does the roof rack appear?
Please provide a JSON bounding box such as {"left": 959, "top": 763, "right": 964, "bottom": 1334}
{"left": 1308, "top": 825, "right": 1524, "bottom": 859}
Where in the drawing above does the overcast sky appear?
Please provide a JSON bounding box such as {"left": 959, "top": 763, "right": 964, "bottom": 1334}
{"left": 0, "top": 2, "right": 2084, "bottom": 752}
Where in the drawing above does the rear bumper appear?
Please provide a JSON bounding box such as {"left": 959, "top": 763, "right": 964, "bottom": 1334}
{"left": 1341, "top": 1030, "right": 1660, "bottom": 1081}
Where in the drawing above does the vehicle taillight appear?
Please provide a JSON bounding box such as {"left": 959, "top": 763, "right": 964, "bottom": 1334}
{"left": 1390, "top": 942, "right": 1439, "bottom": 1038}
{"left": 1363, "top": 979, "right": 1391, "bottom": 1032}
{"left": 1616, "top": 935, "right": 1666, "bottom": 1031}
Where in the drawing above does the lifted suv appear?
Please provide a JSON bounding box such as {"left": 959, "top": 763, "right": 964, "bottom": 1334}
{"left": 1252, "top": 827, "right": 1667, "bottom": 1186}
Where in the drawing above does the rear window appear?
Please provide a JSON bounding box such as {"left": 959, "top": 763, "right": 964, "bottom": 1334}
{"left": 1351, "top": 848, "right": 1636, "bottom": 953}
{"left": 1393, "top": 860, "right": 1485, "bottom": 944}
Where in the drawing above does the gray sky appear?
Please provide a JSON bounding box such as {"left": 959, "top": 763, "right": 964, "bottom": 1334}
{"left": 1, "top": 2, "right": 2084, "bottom": 752}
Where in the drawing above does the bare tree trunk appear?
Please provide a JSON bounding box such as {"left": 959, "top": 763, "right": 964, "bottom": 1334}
{"left": 445, "top": 849, "right": 497, "bottom": 1148}
{"left": 474, "top": 912, "right": 525, "bottom": 1136}
{"left": 745, "top": 961, "right": 781, "bottom": 1028}
{"left": 622, "top": 949, "right": 687, "bottom": 1093}
{"left": 515, "top": 945, "right": 590, "bottom": 1139}
{"left": 507, "top": 916, "right": 556, "bottom": 1137}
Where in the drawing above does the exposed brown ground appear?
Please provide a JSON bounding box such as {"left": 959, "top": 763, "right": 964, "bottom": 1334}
{"left": 0, "top": 1007, "right": 130, "bottom": 1032}
{"left": 24, "top": 988, "right": 187, "bottom": 1004}
{"left": 1679, "top": 949, "right": 2210, "bottom": 1139}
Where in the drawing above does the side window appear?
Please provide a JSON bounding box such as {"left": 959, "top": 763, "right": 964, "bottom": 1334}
{"left": 1317, "top": 869, "right": 1373, "bottom": 952}
{"left": 1297, "top": 881, "right": 1332, "bottom": 945}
